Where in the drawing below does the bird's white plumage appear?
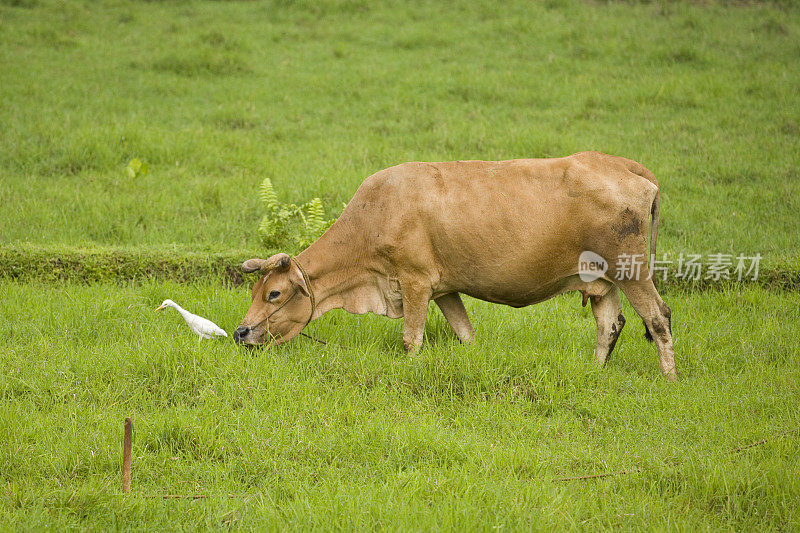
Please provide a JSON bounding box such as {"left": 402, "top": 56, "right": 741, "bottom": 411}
{"left": 156, "top": 299, "right": 228, "bottom": 340}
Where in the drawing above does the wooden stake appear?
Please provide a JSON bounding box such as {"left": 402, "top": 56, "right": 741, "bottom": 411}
{"left": 122, "top": 417, "right": 132, "bottom": 493}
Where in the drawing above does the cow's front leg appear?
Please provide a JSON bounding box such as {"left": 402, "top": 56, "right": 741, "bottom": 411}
{"left": 400, "top": 281, "right": 432, "bottom": 354}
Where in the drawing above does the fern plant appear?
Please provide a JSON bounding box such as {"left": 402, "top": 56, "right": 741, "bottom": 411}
{"left": 257, "top": 178, "right": 337, "bottom": 252}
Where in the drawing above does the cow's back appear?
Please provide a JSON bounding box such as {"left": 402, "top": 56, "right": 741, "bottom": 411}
{"left": 342, "top": 152, "right": 658, "bottom": 306}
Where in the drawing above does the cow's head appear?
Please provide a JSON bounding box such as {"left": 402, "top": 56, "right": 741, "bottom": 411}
{"left": 233, "top": 253, "right": 312, "bottom": 346}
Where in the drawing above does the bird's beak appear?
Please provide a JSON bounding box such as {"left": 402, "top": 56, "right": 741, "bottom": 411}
{"left": 155, "top": 304, "right": 166, "bottom": 311}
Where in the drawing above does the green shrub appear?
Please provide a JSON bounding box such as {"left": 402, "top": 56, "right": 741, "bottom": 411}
{"left": 257, "top": 178, "right": 338, "bottom": 253}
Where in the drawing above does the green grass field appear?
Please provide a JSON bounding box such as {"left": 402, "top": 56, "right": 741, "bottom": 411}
{"left": 2, "top": 0, "right": 800, "bottom": 530}
{"left": 1, "top": 0, "right": 799, "bottom": 260}
{"left": 1, "top": 282, "right": 798, "bottom": 529}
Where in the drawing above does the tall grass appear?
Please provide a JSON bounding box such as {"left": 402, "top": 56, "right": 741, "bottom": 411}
{"left": 0, "top": 281, "right": 798, "bottom": 529}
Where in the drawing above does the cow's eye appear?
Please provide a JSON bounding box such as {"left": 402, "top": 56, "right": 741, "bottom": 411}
{"left": 268, "top": 290, "right": 281, "bottom": 301}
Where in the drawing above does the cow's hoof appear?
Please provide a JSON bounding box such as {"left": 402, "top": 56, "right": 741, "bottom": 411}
{"left": 403, "top": 341, "right": 421, "bottom": 354}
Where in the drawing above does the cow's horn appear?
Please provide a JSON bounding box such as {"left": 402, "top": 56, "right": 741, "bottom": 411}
{"left": 269, "top": 253, "right": 291, "bottom": 272}
{"left": 242, "top": 258, "right": 268, "bottom": 273}
{"left": 241, "top": 253, "right": 292, "bottom": 274}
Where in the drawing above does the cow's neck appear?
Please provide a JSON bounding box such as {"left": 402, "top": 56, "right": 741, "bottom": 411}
{"left": 295, "top": 217, "right": 378, "bottom": 320}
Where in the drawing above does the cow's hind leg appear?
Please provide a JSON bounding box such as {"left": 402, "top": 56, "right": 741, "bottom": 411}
{"left": 590, "top": 287, "right": 625, "bottom": 365}
{"left": 400, "top": 281, "right": 432, "bottom": 354}
{"left": 435, "top": 293, "right": 475, "bottom": 343}
{"left": 617, "top": 279, "right": 676, "bottom": 381}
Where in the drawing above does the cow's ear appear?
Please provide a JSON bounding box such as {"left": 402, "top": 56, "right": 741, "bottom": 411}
{"left": 290, "top": 264, "right": 310, "bottom": 298}
{"left": 242, "top": 258, "right": 267, "bottom": 273}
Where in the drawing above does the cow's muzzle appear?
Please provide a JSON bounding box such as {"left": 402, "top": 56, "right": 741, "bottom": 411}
{"left": 232, "top": 325, "right": 251, "bottom": 344}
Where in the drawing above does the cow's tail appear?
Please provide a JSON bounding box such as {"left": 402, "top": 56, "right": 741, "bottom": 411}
{"left": 643, "top": 190, "right": 660, "bottom": 343}
{"left": 649, "top": 190, "right": 660, "bottom": 276}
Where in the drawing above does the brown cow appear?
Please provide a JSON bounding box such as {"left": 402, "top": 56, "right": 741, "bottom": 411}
{"left": 234, "top": 152, "right": 676, "bottom": 380}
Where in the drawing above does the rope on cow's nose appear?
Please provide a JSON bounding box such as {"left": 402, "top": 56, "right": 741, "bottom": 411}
{"left": 292, "top": 257, "right": 315, "bottom": 329}
{"left": 292, "top": 257, "right": 352, "bottom": 350}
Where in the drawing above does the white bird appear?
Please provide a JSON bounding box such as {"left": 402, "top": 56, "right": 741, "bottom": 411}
{"left": 155, "top": 299, "right": 228, "bottom": 341}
